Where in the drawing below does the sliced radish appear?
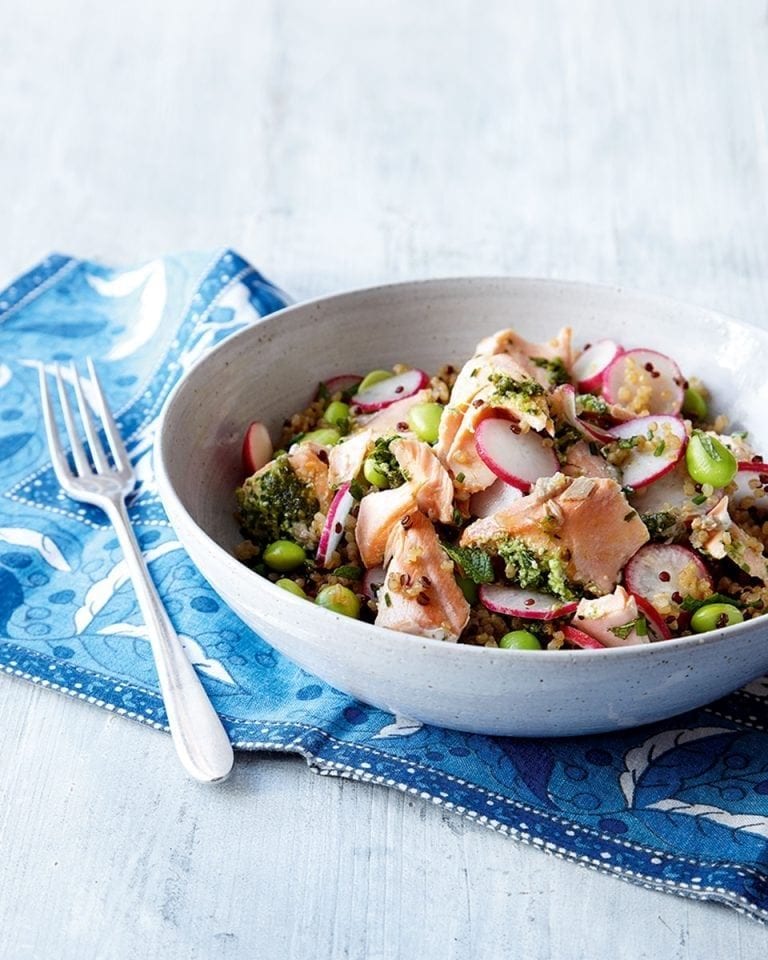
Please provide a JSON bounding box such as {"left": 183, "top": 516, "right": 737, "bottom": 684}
{"left": 553, "top": 384, "right": 615, "bottom": 444}
{"left": 322, "top": 374, "right": 362, "bottom": 396}
{"left": 475, "top": 418, "right": 559, "bottom": 492}
{"left": 316, "top": 483, "right": 355, "bottom": 568}
{"left": 633, "top": 594, "right": 673, "bottom": 641}
{"left": 602, "top": 349, "right": 684, "bottom": 415}
{"left": 351, "top": 369, "right": 429, "bottom": 414}
{"left": 607, "top": 415, "right": 687, "bottom": 489}
{"left": 563, "top": 625, "right": 606, "bottom": 649}
{"left": 362, "top": 564, "right": 386, "bottom": 600}
{"left": 479, "top": 583, "right": 578, "bottom": 621}
{"left": 572, "top": 340, "right": 623, "bottom": 392}
{"left": 623, "top": 543, "right": 713, "bottom": 615}
{"left": 242, "top": 421, "right": 273, "bottom": 475}
{"left": 469, "top": 479, "right": 523, "bottom": 518}
{"left": 572, "top": 588, "right": 649, "bottom": 647}
{"left": 731, "top": 461, "right": 768, "bottom": 513}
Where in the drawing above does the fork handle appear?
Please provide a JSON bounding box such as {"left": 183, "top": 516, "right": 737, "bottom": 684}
{"left": 104, "top": 499, "right": 235, "bottom": 783}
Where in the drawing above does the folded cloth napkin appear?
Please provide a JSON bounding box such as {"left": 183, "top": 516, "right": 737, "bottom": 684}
{"left": 2, "top": 250, "right": 768, "bottom": 920}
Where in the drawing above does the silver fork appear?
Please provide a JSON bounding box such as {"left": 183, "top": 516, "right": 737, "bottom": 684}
{"left": 38, "top": 359, "right": 234, "bottom": 783}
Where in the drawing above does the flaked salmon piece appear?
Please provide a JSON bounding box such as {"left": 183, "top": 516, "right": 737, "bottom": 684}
{"left": 288, "top": 444, "right": 332, "bottom": 511}
{"left": 460, "top": 472, "right": 649, "bottom": 594}
{"left": 328, "top": 429, "right": 372, "bottom": 488}
{"left": 375, "top": 510, "right": 470, "bottom": 641}
{"left": 562, "top": 440, "right": 619, "bottom": 481}
{"left": 390, "top": 436, "right": 455, "bottom": 523}
{"left": 355, "top": 484, "right": 418, "bottom": 568}
{"left": 573, "top": 586, "right": 649, "bottom": 647}
{"left": 355, "top": 389, "right": 433, "bottom": 435}
{"left": 474, "top": 327, "right": 573, "bottom": 386}
{"left": 690, "top": 496, "right": 768, "bottom": 582}
{"left": 435, "top": 354, "right": 551, "bottom": 463}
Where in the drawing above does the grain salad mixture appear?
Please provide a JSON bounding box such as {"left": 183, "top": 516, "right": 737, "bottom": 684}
{"left": 234, "top": 327, "right": 768, "bottom": 651}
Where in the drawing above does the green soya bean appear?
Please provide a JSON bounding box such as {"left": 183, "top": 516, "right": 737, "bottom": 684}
{"left": 685, "top": 433, "right": 737, "bottom": 488}
{"left": 315, "top": 583, "right": 361, "bottom": 618}
{"left": 682, "top": 387, "right": 708, "bottom": 420}
{"left": 324, "top": 400, "right": 350, "bottom": 429}
{"left": 457, "top": 575, "right": 478, "bottom": 604}
{"left": 407, "top": 402, "right": 444, "bottom": 444}
{"left": 303, "top": 427, "right": 341, "bottom": 446}
{"left": 499, "top": 630, "right": 542, "bottom": 650}
{"left": 263, "top": 540, "right": 306, "bottom": 572}
{"left": 363, "top": 457, "right": 389, "bottom": 489}
{"left": 276, "top": 578, "right": 307, "bottom": 598}
{"left": 690, "top": 602, "right": 744, "bottom": 633}
{"left": 358, "top": 369, "right": 393, "bottom": 392}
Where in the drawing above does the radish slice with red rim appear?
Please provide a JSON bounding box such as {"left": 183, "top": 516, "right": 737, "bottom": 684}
{"left": 623, "top": 543, "right": 713, "bottom": 614}
{"left": 606, "top": 415, "right": 688, "bottom": 489}
{"left": 572, "top": 340, "right": 623, "bottom": 392}
{"left": 475, "top": 418, "right": 559, "bottom": 492}
{"left": 362, "top": 564, "right": 386, "bottom": 600}
{"left": 602, "top": 348, "right": 684, "bottom": 415}
{"left": 563, "top": 625, "right": 606, "bottom": 649}
{"left": 479, "top": 583, "right": 578, "bottom": 621}
{"left": 470, "top": 478, "right": 523, "bottom": 518}
{"left": 731, "top": 461, "right": 768, "bottom": 512}
{"left": 633, "top": 594, "right": 673, "bottom": 641}
{"left": 322, "top": 374, "right": 362, "bottom": 397}
{"left": 351, "top": 369, "right": 429, "bottom": 413}
{"left": 316, "top": 483, "right": 356, "bottom": 568}
{"left": 242, "top": 421, "right": 273, "bottom": 475}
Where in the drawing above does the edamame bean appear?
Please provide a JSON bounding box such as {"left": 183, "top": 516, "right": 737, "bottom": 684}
{"left": 456, "top": 575, "right": 478, "bottom": 604}
{"left": 315, "top": 583, "right": 361, "bottom": 618}
{"left": 690, "top": 602, "right": 743, "bottom": 633}
{"left": 263, "top": 540, "right": 306, "bottom": 572}
{"left": 358, "top": 369, "right": 393, "bottom": 392}
{"left": 407, "top": 402, "right": 444, "bottom": 444}
{"left": 363, "top": 457, "right": 389, "bottom": 489}
{"left": 276, "top": 578, "right": 307, "bottom": 597}
{"left": 683, "top": 387, "right": 708, "bottom": 420}
{"left": 303, "top": 427, "right": 341, "bottom": 446}
{"left": 324, "top": 400, "right": 350, "bottom": 429}
{"left": 685, "top": 433, "right": 737, "bottom": 488}
{"left": 499, "top": 630, "right": 542, "bottom": 650}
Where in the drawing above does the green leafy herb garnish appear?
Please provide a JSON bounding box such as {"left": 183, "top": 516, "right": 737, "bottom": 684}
{"left": 680, "top": 593, "right": 743, "bottom": 613}
{"left": 334, "top": 565, "right": 363, "bottom": 581}
{"left": 532, "top": 356, "right": 571, "bottom": 386}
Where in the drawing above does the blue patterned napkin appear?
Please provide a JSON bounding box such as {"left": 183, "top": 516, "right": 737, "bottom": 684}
{"left": 3, "top": 251, "right": 768, "bottom": 920}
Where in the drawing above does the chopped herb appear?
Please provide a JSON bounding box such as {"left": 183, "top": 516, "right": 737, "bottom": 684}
{"left": 317, "top": 381, "right": 331, "bottom": 402}
{"left": 383, "top": 592, "right": 392, "bottom": 607}
{"left": 577, "top": 393, "right": 609, "bottom": 415}
{"left": 691, "top": 493, "right": 707, "bottom": 505}
{"left": 349, "top": 479, "right": 365, "bottom": 501}
{"left": 681, "top": 593, "right": 743, "bottom": 613}
{"left": 441, "top": 544, "right": 494, "bottom": 584}
{"left": 334, "top": 565, "right": 363, "bottom": 581}
{"left": 488, "top": 372, "right": 546, "bottom": 415}
{"left": 617, "top": 436, "right": 640, "bottom": 451}
{"left": 697, "top": 433, "right": 720, "bottom": 460}
{"left": 623, "top": 510, "right": 636, "bottom": 522}
{"left": 236, "top": 457, "right": 319, "bottom": 548}
{"left": 497, "top": 537, "right": 578, "bottom": 601}
{"left": 367, "top": 436, "right": 406, "bottom": 488}
{"left": 471, "top": 367, "right": 479, "bottom": 377}
{"left": 733, "top": 430, "right": 749, "bottom": 439}
{"left": 653, "top": 440, "right": 666, "bottom": 457}
{"left": 609, "top": 617, "right": 647, "bottom": 641}
{"left": 455, "top": 472, "right": 466, "bottom": 484}
{"left": 553, "top": 424, "right": 582, "bottom": 461}
{"left": 452, "top": 507, "right": 463, "bottom": 526}
{"left": 532, "top": 356, "right": 571, "bottom": 386}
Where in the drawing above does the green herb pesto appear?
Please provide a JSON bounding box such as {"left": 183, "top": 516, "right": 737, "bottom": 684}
{"left": 236, "top": 455, "right": 319, "bottom": 548}
{"left": 488, "top": 372, "right": 547, "bottom": 417}
{"left": 497, "top": 537, "right": 578, "bottom": 601}
{"left": 531, "top": 356, "right": 571, "bottom": 387}
{"left": 367, "top": 436, "right": 406, "bottom": 488}
{"left": 576, "top": 393, "right": 609, "bottom": 415}
{"left": 553, "top": 424, "right": 582, "bottom": 462}
{"left": 641, "top": 510, "right": 678, "bottom": 541}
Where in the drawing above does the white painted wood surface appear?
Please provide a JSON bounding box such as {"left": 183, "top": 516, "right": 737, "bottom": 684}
{"left": 2, "top": 0, "right": 768, "bottom": 956}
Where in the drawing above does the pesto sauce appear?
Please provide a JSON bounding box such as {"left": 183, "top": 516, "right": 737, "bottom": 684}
{"left": 497, "top": 537, "right": 578, "bottom": 601}
{"left": 236, "top": 456, "right": 319, "bottom": 547}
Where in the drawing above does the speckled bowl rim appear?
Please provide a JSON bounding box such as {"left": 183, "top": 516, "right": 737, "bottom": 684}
{"left": 155, "top": 275, "right": 767, "bottom": 665}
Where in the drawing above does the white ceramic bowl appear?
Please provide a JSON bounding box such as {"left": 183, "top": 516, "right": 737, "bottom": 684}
{"left": 155, "top": 278, "right": 768, "bottom": 736}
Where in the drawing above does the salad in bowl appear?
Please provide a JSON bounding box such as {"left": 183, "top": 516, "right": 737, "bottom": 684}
{"left": 234, "top": 325, "right": 768, "bottom": 652}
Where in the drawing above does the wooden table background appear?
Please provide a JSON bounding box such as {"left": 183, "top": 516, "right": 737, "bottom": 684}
{"left": 3, "top": 1, "right": 768, "bottom": 956}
